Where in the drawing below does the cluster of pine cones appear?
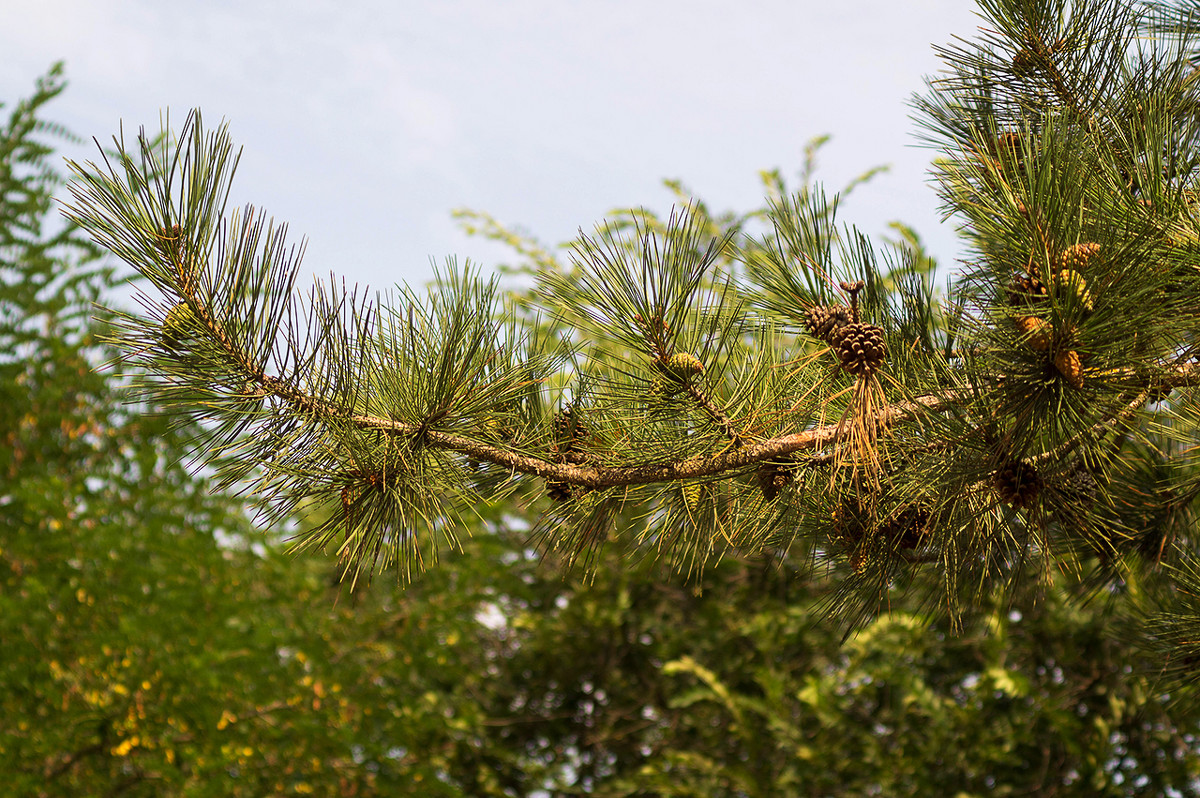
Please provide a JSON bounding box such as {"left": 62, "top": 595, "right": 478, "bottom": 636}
{"left": 1008, "top": 242, "right": 1099, "bottom": 389}
{"left": 804, "top": 304, "right": 887, "bottom": 377}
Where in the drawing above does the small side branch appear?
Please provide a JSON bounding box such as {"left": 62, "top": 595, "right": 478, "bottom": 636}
{"left": 685, "top": 382, "right": 747, "bottom": 449}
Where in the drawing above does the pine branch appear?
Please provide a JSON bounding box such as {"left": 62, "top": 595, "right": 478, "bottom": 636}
{"left": 242, "top": 360, "right": 1200, "bottom": 489}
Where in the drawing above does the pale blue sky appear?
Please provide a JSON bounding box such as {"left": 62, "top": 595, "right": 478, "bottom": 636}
{"left": 3, "top": 1, "right": 980, "bottom": 294}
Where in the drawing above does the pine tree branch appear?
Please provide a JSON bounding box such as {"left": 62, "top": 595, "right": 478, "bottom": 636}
{"left": 177, "top": 268, "right": 265, "bottom": 383}
{"left": 683, "top": 381, "right": 747, "bottom": 449}
{"left": 1029, "top": 387, "right": 1151, "bottom": 467}
{"left": 1025, "top": 32, "right": 1093, "bottom": 124}
{"left": 1025, "top": 358, "right": 1200, "bottom": 468}
{"left": 243, "top": 356, "right": 966, "bottom": 488}
{"left": 214, "top": 322, "right": 1200, "bottom": 493}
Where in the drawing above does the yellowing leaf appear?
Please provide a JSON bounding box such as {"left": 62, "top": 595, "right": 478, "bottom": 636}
{"left": 111, "top": 736, "right": 138, "bottom": 757}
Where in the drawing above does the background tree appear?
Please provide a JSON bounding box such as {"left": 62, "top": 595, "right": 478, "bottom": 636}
{"left": 0, "top": 65, "right": 578, "bottom": 798}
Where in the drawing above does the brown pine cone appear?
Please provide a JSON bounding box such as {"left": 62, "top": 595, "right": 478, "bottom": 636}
{"left": 553, "top": 405, "right": 587, "bottom": 440}
{"left": 804, "top": 304, "right": 851, "bottom": 345}
{"left": 830, "top": 499, "right": 867, "bottom": 548}
{"left": 993, "top": 461, "right": 1043, "bottom": 508}
{"left": 1061, "top": 462, "right": 1098, "bottom": 502}
{"left": 1007, "top": 273, "right": 1047, "bottom": 306}
{"left": 551, "top": 405, "right": 590, "bottom": 468}
{"left": 157, "top": 224, "right": 184, "bottom": 260}
{"left": 546, "top": 481, "right": 573, "bottom": 502}
{"left": 835, "top": 322, "right": 887, "bottom": 376}
{"left": 995, "top": 131, "right": 1025, "bottom": 164}
{"left": 881, "top": 504, "right": 932, "bottom": 550}
{"left": 755, "top": 460, "right": 794, "bottom": 501}
{"left": 1012, "top": 48, "right": 1041, "bottom": 76}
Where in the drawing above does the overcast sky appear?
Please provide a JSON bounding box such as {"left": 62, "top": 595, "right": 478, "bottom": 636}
{"left": 2, "top": 1, "right": 981, "bottom": 297}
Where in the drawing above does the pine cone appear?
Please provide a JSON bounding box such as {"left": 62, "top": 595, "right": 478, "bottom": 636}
{"left": 830, "top": 499, "right": 868, "bottom": 549}
{"left": 804, "top": 304, "right": 851, "bottom": 345}
{"left": 850, "top": 545, "right": 884, "bottom": 576}
{"left": 1012, "top": 47, "right": 1041, "bottom": 76}
{"left": 1061, "top": 462, "right": 1098, "bottom": 503}
{"left": 161, "top": 302, "right": 196, "bottom": 348}
{"left": 1054, "top": 350, "right": 1084, "bottom": 389}
{"left": 1012, "top": 37, "right": 1059, "bottom": 77}
{"left": 1007, "top": 273, "right": 1047, "bottom": 306}
{"left": 1055, "top": 269, "right": 1094, "bottom": 313}
{"left": 1015, "top": 315, "right": 1052, "bottom": 351}
{"left": 882, "top": 504, "right": 932, "bottom": 549}
{"left": 634, "top": 313, "right": 670, "bottom": 334}
{"left": 553, "top": 405, "right": 586, "bottom": 440}
{"left": 662, "top": 352, "right": 704, "bottom": 380}
{"left": 755, "top": 459, "right": 794, "bottom": 501}
{"left": 681, "top": 483, "right": 701, "bottom": 513}
{"left": 995, "top": 131, "right": 1025, "bottom": 165}
{"left": 835, "top": 322, "right": 887, "bottom": 376}
{"left": 993, "top": 461, "right": 1042, "bottom": 508}
{"left": 546, "top": 481, "right": 573, "bottom": 502}
{"left": 157, "top": 224, "right": 184, "bottom": 259}
{"left": 831, "top": 500, "right": 881, "bottom": 572}
{"left": 552, "top": 405, "right": 589, "bottom": 464}
{"left": 1056, "top": 242, "right": 1101, "bottom": 272}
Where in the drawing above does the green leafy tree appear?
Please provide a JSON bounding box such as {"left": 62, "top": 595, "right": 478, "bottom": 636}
{"left": 0, "top": 66, "right": 568, "bottom": 798}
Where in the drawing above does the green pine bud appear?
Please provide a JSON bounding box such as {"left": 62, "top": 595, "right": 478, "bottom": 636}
{"left": 660, "top": 352, "right": 704, "bottom": 381}
{"left": 1055, "top": 269, "right": 1094, "bottom": 313}
{"left": 161, "top": 302, "right": 196, "bottom": 347}
{"left": 682, "top": 483, "right": 701, "bottom": 513}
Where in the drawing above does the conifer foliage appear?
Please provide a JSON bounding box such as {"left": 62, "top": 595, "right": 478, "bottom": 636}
{"left": 64, "top": 0, "right": 1200, "bottom": 649}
